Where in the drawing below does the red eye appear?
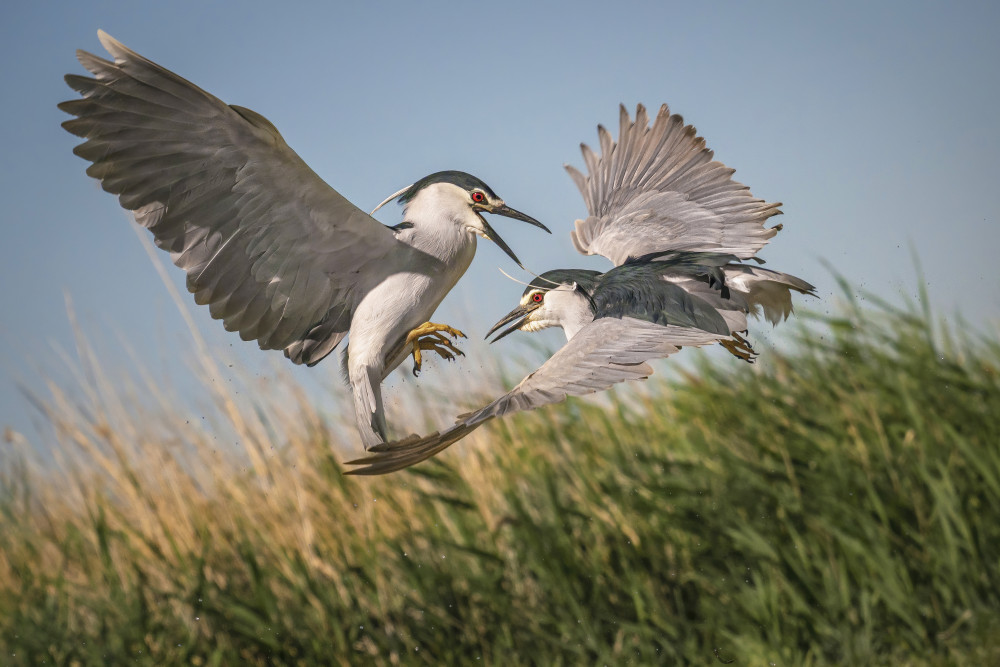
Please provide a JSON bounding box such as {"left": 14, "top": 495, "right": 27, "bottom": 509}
{"left": 532, "top": 292, "right": 543, "bottom": 303}
{"left": 472, "top": 192, "right": 485, "bottom": 203}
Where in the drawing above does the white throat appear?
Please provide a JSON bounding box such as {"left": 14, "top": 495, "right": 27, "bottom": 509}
{"left": 557, "top": 291, "right": 595, "bottom": 340}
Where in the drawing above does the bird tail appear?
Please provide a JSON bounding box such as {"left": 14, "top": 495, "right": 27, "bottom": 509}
{"left": 723, "top": 265, "right": 816, "bottom": 325}
{"left": 349, "top": 362, "right": 388, "bottom": 450}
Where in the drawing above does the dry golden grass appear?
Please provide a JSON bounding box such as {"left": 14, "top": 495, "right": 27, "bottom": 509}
{"left": 2, "top": 281, "right": 999, "bottom": 665}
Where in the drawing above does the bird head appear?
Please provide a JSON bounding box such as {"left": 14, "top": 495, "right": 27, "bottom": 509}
{"left": 487, "top": 269, "right": 600, "bottom": 342}
{"left": 371, "top": 170, "right": 549, "bottom": 267}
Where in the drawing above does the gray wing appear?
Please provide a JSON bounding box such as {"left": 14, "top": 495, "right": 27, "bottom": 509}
{"left": 567, "top": 104, "right": 783, "bottom": 266}
{"left": 344, "top": 318, "right": 725, "bottom": 474}
{"left": 60, "top": 31, "right": 402, "bottom": 359}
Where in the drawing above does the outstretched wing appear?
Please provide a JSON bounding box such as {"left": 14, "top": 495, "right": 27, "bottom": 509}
{"left": 60, "top": 31, "right": 403, "bottom": 359}
{"left": 345, "top": 318, "right": 725, "bottom": 474}
{"left": 567, "top": 104, "right": 782, "bottom": 266}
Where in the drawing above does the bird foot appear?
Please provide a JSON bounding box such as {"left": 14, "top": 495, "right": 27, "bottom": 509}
{"left": 406, "top": 322, "right": 467, "bottom": 376}
{"left": 720, "top": 331, "right": 758, "bottom": 363}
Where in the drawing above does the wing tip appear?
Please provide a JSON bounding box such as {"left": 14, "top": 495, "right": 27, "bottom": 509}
{"left": 96, "top": 29, "right": 118, "bottom": 52}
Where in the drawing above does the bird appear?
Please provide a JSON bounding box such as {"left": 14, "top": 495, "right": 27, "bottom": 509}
{"left": 58, "top": 30, "right": 550, "bottom": 450}
{"left": 345, "top": 103, "right": 816, "bottom": 474}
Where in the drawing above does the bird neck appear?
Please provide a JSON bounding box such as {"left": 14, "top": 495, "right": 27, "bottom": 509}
{"left": 559, "top": 293, "right": 596, "bottom": 340}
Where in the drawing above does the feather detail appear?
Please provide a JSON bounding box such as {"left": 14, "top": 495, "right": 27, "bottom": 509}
{"left": 567, "top": 104, "right": 783, "bottom": 264}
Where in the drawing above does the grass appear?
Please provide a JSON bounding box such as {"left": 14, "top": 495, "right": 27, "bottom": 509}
{"left": 1, "top": 282, "right": 999, "bottom": 665}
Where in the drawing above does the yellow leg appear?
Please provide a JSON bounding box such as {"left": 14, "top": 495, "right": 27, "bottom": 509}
{"left": 720, "top": 331, "right": 757, "bottom": 363}
{"left": 406, "top": 322, "right": 467, "bottom": 376}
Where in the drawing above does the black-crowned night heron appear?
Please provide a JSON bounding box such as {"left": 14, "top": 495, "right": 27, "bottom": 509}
{"left": 346, "top": 103, "right": 816, "bottom": 474}
{"left": 59, "top": 31, "right": 549, "bottom": 450}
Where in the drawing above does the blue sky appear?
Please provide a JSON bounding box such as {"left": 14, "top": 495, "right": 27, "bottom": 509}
{"left": 2, "top": 1, "right": 998, "bottom": 445}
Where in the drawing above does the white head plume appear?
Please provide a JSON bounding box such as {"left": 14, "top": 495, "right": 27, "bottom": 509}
{"left": 370, "top": 184, "right": 414, "bottom": 216}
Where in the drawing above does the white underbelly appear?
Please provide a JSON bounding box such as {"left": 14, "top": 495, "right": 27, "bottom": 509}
{"left": 348, "top": 269, "right": 466, "bottom": 378}
{"left": 347, "top": 229, "right": 476, "bottom": 376}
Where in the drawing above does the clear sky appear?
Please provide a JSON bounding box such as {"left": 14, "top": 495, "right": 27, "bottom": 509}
{"left": 2, "top": 1, "right": 998, "bottom": 445}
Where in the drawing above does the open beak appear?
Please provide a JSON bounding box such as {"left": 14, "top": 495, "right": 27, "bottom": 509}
{"left": 491, "top": 203, "right": 550, "bottom": 232}
{"left": 477, "top": 204, "right": 550, "bottom": 268}
{"left": 486, "top": 303, "right": 536, "bottom": 343}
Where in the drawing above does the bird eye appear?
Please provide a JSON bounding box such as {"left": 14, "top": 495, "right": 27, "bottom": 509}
{"left": 532, "top": 292, "right": 543, "bottom": 303}
{"left": 471, "top": 191, "right": 486, "bottom": 203}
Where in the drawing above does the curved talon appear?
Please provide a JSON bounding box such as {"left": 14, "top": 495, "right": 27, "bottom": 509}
{"left": 407, "top": 322, "right": 467, "bottom": 376}
{"left": 432, "top": 342, "right": 462, "bottom": 362}
{"left": 719, "top": 331, "right": 758, "bottom": 363}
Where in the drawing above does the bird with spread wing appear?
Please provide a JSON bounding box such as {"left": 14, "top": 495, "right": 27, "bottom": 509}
{"left": 59, "top": 31, "right": 550, "bottom": 451}
{"left": 346, "top": 103, "right": 815, "bottom": 474}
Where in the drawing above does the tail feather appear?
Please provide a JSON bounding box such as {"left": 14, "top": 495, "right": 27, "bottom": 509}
{"left": 724, "top": 265, "right": 816, "bottom": 325}
{"left": 350, "top": 361, "right": 387, "bottom": 450}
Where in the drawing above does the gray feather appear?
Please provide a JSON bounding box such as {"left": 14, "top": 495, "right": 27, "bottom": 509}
{"left": 59, "top": 30, "right": 402, "bottom": 364}
{"left": 724, "top": 265, "right": 817, "bottom": 325}
{"left": 592, "top": 262, "right": 732, "bottom": 336}
{"left": 568, "top": 104, "right": 783, "bottom": 265}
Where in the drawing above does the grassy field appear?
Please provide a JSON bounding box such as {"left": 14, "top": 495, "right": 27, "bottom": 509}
{"left": 2, "top": 284, "right": 999, "bottom": 666}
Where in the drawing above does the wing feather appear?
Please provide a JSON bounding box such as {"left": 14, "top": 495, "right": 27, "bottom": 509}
{"left": 60, "top": 31, "right": 402, "bottom": 356}
{"left": 569, "top": 104, "right": 783, "bottom": 265}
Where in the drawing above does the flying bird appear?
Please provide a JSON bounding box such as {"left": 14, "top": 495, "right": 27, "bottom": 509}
{"left": 346, "top": 103, "right": 815, "bottom": 474}
{"left": 59, "top": 31, "right": 549, "bottom": 450}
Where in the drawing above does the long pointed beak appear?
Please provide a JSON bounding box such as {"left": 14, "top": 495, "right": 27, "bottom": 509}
{"left": 486, "top": 303, "right": 534, "bottom": 343}
{"left": 479, "top": 217, "right": 527, "bottom": 268}
{"left": 490, "top": 204, "right": 551, "bottom": 233}
{"left": 477, "top": 204, "right": 550, "bottom": 269}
